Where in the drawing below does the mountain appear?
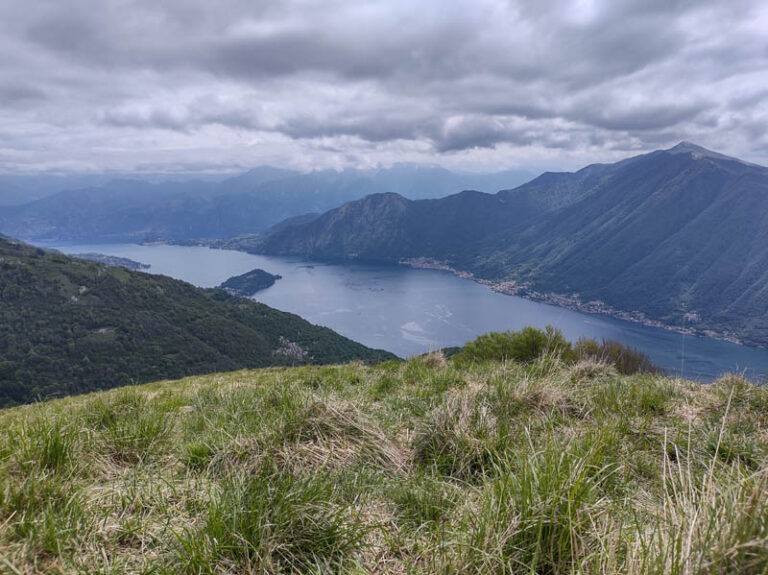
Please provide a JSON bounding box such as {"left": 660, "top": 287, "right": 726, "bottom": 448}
{"left": 0, "top": 165, "right": 534, "bottom": 242}
{"left": 471, "top": 143, "right": 768, "bottom": 344}
{"left": 245, "top": 168, "right": 594, "bottom": 262}
{"left": 215, "top": 166, "right": 298, "bottom": 194}
{"left": 0, "top": 182, "right": 27, "bottom": 206}
{"left": 244, "top": 143, "right": 768, "bottom": 347}
{"left": 0, "top": 235, "right": 393, "bottom": 407}
{"left": 243, "top": 170, "right": 600, "bottom": 262}
{"left": 0, "top": 174, "right": 116, "bottom": 206}
{"left": 0, "top": 179, "right": 225, "bottom": 242}
{"left": 0, "top": 172, "right": 227, "bottom": 206}
{"left": 349, "top": 164, "right": 535, "bottom": 200}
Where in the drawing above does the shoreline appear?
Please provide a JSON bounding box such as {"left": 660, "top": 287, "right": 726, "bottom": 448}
{"left": 152, "top": 242, "right": 756, "bottom": 350}
{"left": 400, "top": 257, "right": 747, "bottom": 347}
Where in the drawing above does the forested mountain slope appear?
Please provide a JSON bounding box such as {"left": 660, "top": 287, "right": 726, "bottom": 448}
{"left": 248, "top": 143, "right": 768, "bottom": 346}
{"left": 0, "top": 236, "right": 393, "bottom": 406}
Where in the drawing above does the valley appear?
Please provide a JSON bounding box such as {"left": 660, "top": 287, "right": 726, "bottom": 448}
{"left": 3, "top": 2, "right": 768, "bottom": 573}
{"left": 244, "top": 143, "right": 768, "bottom": 350}
{"left": 49, "top": 242, "right": 768, "bottom": 381}
{"left": 7, "top": 143, "right": 766, "bottom": 357}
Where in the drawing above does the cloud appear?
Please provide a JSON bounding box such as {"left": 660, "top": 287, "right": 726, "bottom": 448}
{"left": 0, "top": 0, "right": 766, "bottom": 173}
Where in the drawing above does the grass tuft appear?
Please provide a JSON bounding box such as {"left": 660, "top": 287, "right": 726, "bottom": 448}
{"left": 176, "top": 460, "right": 366, "bottom": 573}
{"left": 15, "top": 416, "right": 77, "bottom": 473}
{"left": 1, "top": 347, "right": 767, "bottom": 573}
{"left": 87, "top": 389, "right": 171, "bottom": 463}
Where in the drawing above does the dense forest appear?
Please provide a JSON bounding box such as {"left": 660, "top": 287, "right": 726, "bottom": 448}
{"left": 219, "top": 268, "right": 282, "bottom": 296}
{"left": 0, "top": 236, "right": 393, "bottom": 407}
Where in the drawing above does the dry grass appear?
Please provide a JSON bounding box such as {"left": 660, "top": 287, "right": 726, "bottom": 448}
{"left": 1, "top": 358, "right": 768, "bottom": 573}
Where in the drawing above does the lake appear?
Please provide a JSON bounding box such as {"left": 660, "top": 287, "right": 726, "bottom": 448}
{"left": 50, "top": 242, "right": 768, "bottom": 382}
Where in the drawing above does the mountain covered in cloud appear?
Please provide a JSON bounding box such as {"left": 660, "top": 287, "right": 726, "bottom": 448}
{"left": 241, "top": 143, "right": 768, "bottom": 348}
{"left": 0, "top": 164, "right": 533, "bottom": 242}
{"left": 0, "top": 172, "right": 231, "bottom": 206}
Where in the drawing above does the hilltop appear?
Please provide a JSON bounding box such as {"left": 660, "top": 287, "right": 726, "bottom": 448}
{"left": 0, "top": 350, "right": 766, "bottom": 573}
{"left": 240, "top": 143, "right": 768, "bottom": 347}
{"left": 0, "top": 236, "right": 392, "bottom": 407}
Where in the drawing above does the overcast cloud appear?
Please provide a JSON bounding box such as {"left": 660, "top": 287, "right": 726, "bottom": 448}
{"left": 0, "top": 0, "right": 766, "bottom": 174}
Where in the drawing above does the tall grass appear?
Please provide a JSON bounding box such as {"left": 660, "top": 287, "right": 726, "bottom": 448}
{"left": 176, "top": 460, "right": 366, "bottom": 573}
{"left": 630, "top": 393, "right": 768, "bottom": 574}
{"left": 87, "top": 389, "right": 171, "bottom": 463}
{"left": 1, "top": 356, "right": 767, "bottom": 573}
{"left": 15, "top": 416, "right": 77, "bottom": 473}
{"left": 456, "top": 432, "right": 620, "bottom": 573}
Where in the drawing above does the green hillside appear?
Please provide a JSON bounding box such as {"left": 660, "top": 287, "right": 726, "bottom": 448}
{"left": 0, "top": 236, "right": 393, "bottom": 407}
{"left": 1, "top": 351, "right": 766, "bottom": 573}
{"left": 474, "top": 144, "right": 768, "bottom": 344}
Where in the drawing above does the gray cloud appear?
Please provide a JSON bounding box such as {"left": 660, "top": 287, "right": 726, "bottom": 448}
{"left": 0, "top": 0, "right": 766, "bottom": 173}
{"left": 0, "top": 83, "right": 46, "bottom": 105}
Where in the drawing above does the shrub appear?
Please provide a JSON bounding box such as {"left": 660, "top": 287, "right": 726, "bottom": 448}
{"left": 574, "top": 337, "right": 660, "bottom": 375}
{"left": 455, "top": 326, "right": 573, "bottom": 365}
{"left": 453, "top": 328, "right": 659, "bottom": 376}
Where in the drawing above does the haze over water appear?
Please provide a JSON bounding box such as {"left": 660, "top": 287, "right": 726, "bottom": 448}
{"left": 52, "top": 243, "right": 768, "bottom": 382}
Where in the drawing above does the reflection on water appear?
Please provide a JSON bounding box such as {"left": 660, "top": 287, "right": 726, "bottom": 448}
{"left": 50, "top": 243, "right": 768, "bottom": 382}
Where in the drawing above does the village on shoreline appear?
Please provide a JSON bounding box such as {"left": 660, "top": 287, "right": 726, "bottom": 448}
{"left": 400, "top": 257, "right": 745, "bottom": 347}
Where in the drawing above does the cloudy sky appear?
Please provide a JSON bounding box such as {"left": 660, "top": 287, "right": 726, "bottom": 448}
{"left": 1, "top": 0, "right": 767, "bottom": 174}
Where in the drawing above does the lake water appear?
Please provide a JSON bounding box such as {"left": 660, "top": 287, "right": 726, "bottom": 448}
{"left": 50, "top": 243, "right": 768, "bottom": 382}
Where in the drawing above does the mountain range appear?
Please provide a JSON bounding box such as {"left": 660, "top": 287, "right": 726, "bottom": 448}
{"left": 231, "top": 143, "right": 768, "bottom": 348}
{"left": 0, "top": 235, "right": 393, "bottom": 407}
{"left": 0, "top": 164, "right": 533, "bottom": 242}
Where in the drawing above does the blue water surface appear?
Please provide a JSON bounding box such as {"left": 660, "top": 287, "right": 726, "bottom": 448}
{"left": 50, "top": 243, "right": 768, "bottom": 382}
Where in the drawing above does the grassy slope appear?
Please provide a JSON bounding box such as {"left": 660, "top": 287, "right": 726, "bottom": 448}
{"left": 1, "top": 357, "right": 768, "bottom": 574}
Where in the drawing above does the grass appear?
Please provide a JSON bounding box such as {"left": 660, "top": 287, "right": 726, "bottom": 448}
{"left": 1, "top": 355, "right": 767, "bottom": 573}
{"left": 175, "top": 460, "right": 366, "bottom": 573}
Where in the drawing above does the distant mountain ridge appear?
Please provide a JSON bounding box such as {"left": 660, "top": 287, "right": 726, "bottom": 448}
{"left": 0, "top": 164, "right": 534, "bottom": 242}
{"left": 239, "top": 143, "right": 768, "bottom": 348}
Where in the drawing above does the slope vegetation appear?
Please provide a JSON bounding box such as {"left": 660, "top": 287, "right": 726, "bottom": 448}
{"left": 0, "top": 236, "right": 392, "bottom": 407}
{"left": 475, "top": 143, "right": 768, "bottom": 342}
{"left": 1, "top": 353, "right": 766, "bottom": 573}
